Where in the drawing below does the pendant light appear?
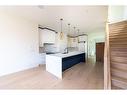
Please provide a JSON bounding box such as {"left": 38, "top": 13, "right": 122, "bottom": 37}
{"left": 60, "top": 18, "right": 63, "bottom": 40}
{"left": 77, "top": 29, "right": 80, "bottom": 34}
{"left": 74, "top": 27, "right": 76, "bottom": 35}
{"left": 68, "top": 23, "right": 70, "bottom": 35}
{"left": 67, "top": 23, "right": 71, "bottom": 46}
{"left": 77, "top": 29, "right": 80, "bottom": 42}
{"left": 73, "top": 27, "right": 76, "bottom": 42}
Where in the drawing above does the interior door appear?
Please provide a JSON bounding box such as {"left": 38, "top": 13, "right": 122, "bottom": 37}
{"left": 96, "top": 42, "right": 104, "bottom": 62}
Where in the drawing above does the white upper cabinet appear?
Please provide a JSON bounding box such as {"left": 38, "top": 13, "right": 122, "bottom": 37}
{"left": 78, "top": 35, "right": 86, "bottom": 42}
{"left": 39, "top": 28, "right": 56, "bottom": 47}
{"left": 71, "top": 37, "right": 78, "bottom": 47}
{"left": 78, "top": 35, "right": 87, "bottom": 52}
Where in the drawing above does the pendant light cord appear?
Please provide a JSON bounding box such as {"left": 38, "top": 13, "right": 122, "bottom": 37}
{"left": 60, "top": 18, "right": 63, "bottom": 33}
{"left": 74, "top": 27, "right": 76, "bottom": 36}
{"left": 68, "top": 23, "right": 70, "bottom": 34}
{"left": 78, "top": 29, "right": 79, "bottom": 36}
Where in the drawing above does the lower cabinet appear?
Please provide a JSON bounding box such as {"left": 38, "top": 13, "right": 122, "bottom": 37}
{"left": 62, "top": 53, "right": 85, "bottom": 71}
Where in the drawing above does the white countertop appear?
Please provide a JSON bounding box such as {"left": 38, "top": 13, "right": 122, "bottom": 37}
{"left": 46, "top": 51, "right": 85, "bottom": 58}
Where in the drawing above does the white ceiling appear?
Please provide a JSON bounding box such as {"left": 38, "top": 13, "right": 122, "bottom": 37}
{"left": 0, "top": 6, "right": 108, "bottom": 35}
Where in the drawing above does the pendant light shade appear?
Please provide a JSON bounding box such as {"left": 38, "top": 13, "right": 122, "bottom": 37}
{"left": 77, "top": 29, "right": 80, "bottom": 42}
{"left": 68, "top": 23, "right": 70, "bottom": 34}
{"left": 73, "top": 27, "right": 76, "bottom": 42}
{"left": 67, "top": 23, "right": 71, "bottom": 46}
{"left": 60, "top": 18, "right": 63, "bottom": 32}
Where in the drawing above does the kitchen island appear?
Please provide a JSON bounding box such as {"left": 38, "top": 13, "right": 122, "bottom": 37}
{"left": 46, "top": 51, "right": 85, "bottom": 79}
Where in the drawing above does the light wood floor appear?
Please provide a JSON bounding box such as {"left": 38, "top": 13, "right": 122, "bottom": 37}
{"left": 0, "top": 62, "right": 104, "bottom": 89}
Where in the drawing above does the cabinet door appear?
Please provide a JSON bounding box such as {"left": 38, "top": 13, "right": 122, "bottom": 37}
{"left": 62, "top": 53, "right": 85, "bottom": 71}
{"left": 78, "top": 43, "right": 85, "bottom": 52}
{"left": 39, "top": 29, "right": 56, "bottom": 47}
{"left": 42, "top": 29, "right": 56, "bottom": 43}
{"left": 70, "top": 38, "right": 78, "bottom": 47}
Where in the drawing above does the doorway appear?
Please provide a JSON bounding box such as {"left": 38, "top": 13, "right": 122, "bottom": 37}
{"left": 96, "top": 42, "right": 105, "bottom": 62}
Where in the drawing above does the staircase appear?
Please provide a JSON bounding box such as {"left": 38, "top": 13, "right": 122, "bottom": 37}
{"left": 109, "top": 21, "right": 127, "bottom": 89}
{"left": 111, "top": 68, "right": 127, "bottom": 89}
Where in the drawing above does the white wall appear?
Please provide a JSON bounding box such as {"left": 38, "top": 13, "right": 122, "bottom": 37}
{"left": 108, "top": 6, "right": 127, "bottom": 23}
{"left": 0, "top": 11, "right": 42, "bottom": 76}
{"left": 123, "top": 6, "right": 127, "bottom": 19}
{"left": 87, "top": 29, "right": 105, "bottom": 63}
{"left": 39, "top": 28, "right": 56, "bottom": 47}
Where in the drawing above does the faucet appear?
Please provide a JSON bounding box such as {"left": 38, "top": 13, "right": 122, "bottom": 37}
{"left": 64, "top": 47, "right": 69, "bottom": 54}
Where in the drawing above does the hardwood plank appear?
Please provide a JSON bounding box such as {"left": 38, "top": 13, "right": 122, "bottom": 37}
{"left": 110, "top": 48, "right": 127, "bottom": 52}
{"left": 111, "top": 85, "right": 122, "bottom": 89}
{"left": 110, "top": 38, "right": 127, "bottom": 42}
{"left": 111, "top": 68, "right": 127, "bottom": 79}
{"left": 111, "top": 51, "right": 127, "bottom": 57}
{"left": 109, "top": 21, "right": 127, "bottom": 29}
{"left": 111, "top": 61, "right": 127, "bottom": 71}
{"left": 0, "top": 62, "right": 104, "bottom": 89}
{"left": 109, "top": 29, "right": 127, "bottom": 34}
{"left": 111, "top": 56, "right": 127, "bottom": 63}
{"left": 112, "top": 76, "right": 127, "bottom": 89}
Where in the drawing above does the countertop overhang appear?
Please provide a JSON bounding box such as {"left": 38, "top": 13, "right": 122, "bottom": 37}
{"left": 46, "top": 51, "right": 85, "bottom": 58}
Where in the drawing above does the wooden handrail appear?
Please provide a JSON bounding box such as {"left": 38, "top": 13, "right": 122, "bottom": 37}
{"left": 104, "top": 22, "right": 111, "bottom": 89}
{"left": 38, "top": 26, "right": 58, "bottom": 33}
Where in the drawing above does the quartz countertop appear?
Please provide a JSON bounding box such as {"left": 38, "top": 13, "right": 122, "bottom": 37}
{"left": 46, "top": 51, "right": 85, "bottom": 58}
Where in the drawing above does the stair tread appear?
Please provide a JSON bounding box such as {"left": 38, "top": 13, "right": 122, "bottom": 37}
{"left": 111, "top": 67, "right": 127, "bottom": 81}
{"left": 111, "top": 62, "right": 127, "bottom": 70}
{"left": 112, "top": 67, "right": 127, "bottom": 72}
{"left": 111, "top": 61, "right": 127, "bottom": 65}
{"left": 112, "top": 85, "right": 122, "bottom": 89}
{"left": 111, "top": 64, "right": 127, "bottom": 69}
{"left": 112, "top": 76, "right": 127, "bottom": 84}
{"left": 112, "top": 76, "right": 127, "bottom": 89}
